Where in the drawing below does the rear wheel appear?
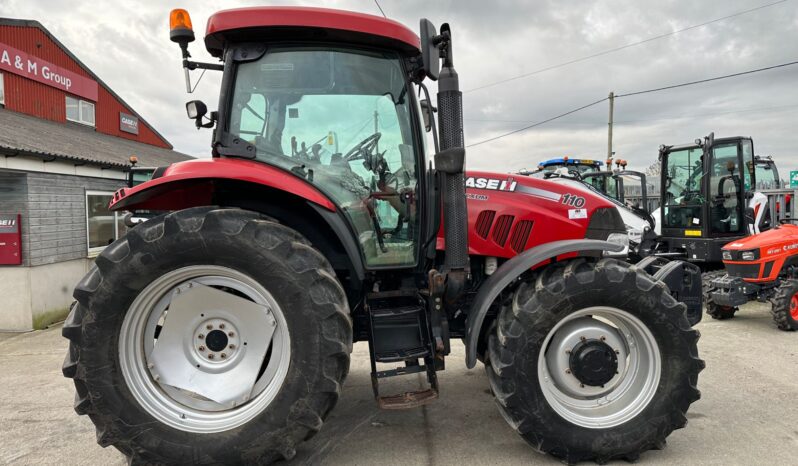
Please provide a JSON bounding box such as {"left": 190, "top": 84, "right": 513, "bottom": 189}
{"left": 62, "top": 207, "right": 352, "bottom": 464}
{"left": 486, "top": 258, "right": 703, "bottom": 464}
{"left": 771, "top": 279, "right": 798, "bottom": 331}
{"left": 703, "top": 271, "right": 737, "bottom": 320}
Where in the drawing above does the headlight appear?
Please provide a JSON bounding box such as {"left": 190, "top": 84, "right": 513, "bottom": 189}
{"left": 722, "top": 250, "right": 732, "bottom": 261}
{"left": 604, "top": 232, "right": 630, "bottom": 257}
{"left": 741, "top": 250, "right": 759, "bottom": 261}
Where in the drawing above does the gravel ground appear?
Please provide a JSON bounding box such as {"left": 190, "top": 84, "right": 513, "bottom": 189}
{"left": 1, "top": 301, "right": 796, "bottom": 465}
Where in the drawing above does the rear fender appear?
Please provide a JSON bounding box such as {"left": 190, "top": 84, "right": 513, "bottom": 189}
{"left": 464, "top": 239, "right": 623, "bottom": 369}
{"left": 109, "top": 158, "right": 335, "bottom": 212}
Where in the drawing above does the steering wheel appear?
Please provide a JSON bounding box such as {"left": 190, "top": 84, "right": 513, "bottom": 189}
{"left": 344, "top": 132, "right": 382, "bottom": 162}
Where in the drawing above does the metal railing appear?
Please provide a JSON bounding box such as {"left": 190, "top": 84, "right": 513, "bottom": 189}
{"left": 760, "top": 188, "right": 796, "bottom": 223}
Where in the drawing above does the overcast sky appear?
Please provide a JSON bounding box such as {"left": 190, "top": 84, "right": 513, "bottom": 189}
{"left": 3, "top": 0, "right": 797, "bottom": 177}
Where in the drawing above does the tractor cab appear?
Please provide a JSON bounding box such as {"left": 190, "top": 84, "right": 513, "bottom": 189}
{"left": 581, "top": 158, "right": 649, "bottom": 209}
{"left": 753, "top": 155, "right": 780, "bottom": 189}
{"left": 654, "top": 133, "right": 755, "bottom": 263}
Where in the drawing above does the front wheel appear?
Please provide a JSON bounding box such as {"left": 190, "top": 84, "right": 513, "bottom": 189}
{"left": 486, "top": 258, "right": 703, "bottom": 464}
{"left": 771, "top": 279, "right": 798, "bottom": 331}
{"left": 62, "top": 207, "right": 352, "bottom": 464}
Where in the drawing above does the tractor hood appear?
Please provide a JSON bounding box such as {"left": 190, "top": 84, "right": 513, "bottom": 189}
{"left": 723, "top": 224, "right": 798, "bottom": 256}
{"left": 436, "top": 171, "right": 626, "bottom": 259}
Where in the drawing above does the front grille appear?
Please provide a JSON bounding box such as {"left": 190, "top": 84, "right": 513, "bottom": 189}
{"left": 510, "top": 220, "right": 534, "bottom": 253}
{"left": 492, "top": 215, "right": 514, "bottom": 247}
{"left": 725, "top": 262, "right": 760, "bottom": 279}
{"left": 475, "top": 210, "right": 495, "bottom": 239}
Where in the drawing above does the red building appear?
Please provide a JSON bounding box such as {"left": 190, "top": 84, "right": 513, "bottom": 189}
{"left": 0, "top": 18, "right": 172, "bottom": 148}
{"left": 0, "top": 18, "right": 190, "bottom": 331}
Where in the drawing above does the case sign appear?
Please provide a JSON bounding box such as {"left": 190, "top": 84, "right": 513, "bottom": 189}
{"left": 0, "top": 42, "right": 98, "bottom": 101}
{"left": 120, "top": 112, "right": 139, "bottom": 135}
{"left": 0, "top": 213, "right": 22, "bottom": 265}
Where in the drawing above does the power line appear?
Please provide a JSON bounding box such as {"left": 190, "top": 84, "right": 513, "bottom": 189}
{"left": 464, "top": 59, "right": 798, "bottom": 146}
{"left": 465, "top": 102, "right": 798, "bottom": 125}
{"left": 616, "top": 59, "right": 798, "bottom": 97}
{"left": 466, "top": 97, "right": 608, "bottom": 147}
{"left": 464, "top": 0, "right": 789, "bottom": 93}
{"left": 373, "top": 0, "right": 387, "bottom": 18}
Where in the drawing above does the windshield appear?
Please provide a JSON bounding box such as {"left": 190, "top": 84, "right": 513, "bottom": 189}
{"left": 228, "top": 47, "right": 420, "bottom": 267}
{"left": 663, "top": 147, "right": 703, "bottom": 229}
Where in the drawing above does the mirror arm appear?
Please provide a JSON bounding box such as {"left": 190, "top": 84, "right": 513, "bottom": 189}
{"left": 417, "top": 82, "right": 440, "bottom": 154}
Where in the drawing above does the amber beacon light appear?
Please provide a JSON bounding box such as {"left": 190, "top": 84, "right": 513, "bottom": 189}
{"left": 170, "top": 9, "right": 195, "bottom": 44}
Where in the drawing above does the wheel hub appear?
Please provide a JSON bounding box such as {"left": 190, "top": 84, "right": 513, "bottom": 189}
{"left": 195, "top": 319, "right": 239, "bottom": 363}
{"left": 569, "top": 339, "right": 618, "bottom": 387}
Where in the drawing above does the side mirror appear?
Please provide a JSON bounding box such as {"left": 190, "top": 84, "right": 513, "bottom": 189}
{"left": 186, "top": 100, "right": 207, "bottom": 120}
{"left": 420, "top": 19, "right": 440, "bottom": 80}
{"left": 419, "top": 99, "right": 437, "bottom": 132}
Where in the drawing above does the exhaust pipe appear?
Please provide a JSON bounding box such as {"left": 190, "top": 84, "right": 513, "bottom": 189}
{"left": 435, "top": 24, "right": 468, "bottom": 296}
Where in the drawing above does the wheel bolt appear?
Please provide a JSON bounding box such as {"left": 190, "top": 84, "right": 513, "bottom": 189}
{"left": 565, "top": 369, "right": 571, "bottom": 374}
{"left": 580, "top": 383, "right": 585, "bottom": 388}
{"left": 198, "top": 334, "right": 204, "bottom": 339}
{"left": 206, "top": 324, "right": 213, "bottom": 330}
{"left": 229, "top": 344, "right": 236, "bottom": 350}
{"left": 565, "top": 349, "right": 571, "bottom": 354}
{"left": 600, "top": 335, "right": 606, "bottom": 341}
{"left": 228, "top": 332, "right": 235, "bottom": 337}
{"left": 221, "top": 353, "right": 227, "bottom": 359}
{"left": 208, "top": 354, "right": 215, "bottom": 360}
{"left": 580, "top": 336, "right": 587, "bottom": 342}
{"left": 614, "top": 349, "right": 620, "bottom": 354}
{"left": 219, "top": 323, "right": 226, "bottom": 329}
{"left": 198, "top": 346, "right": 205, "bottom": 352}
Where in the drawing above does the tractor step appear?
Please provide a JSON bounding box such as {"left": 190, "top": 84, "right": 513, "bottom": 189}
{"left": 366, "top": 291, "right": 440, "bottom": 409}
{"left": 377, "top": 388, "right": 439, "bottom": 410}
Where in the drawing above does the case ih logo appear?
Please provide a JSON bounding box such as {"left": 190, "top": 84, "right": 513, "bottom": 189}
{"left": 0, "top": 218, "right": 16, "bottom": 228}
{"left": 465, "top": 176, "right": 517, "bottom": 191}
{"left": 0, "top": 42, "right": 98, "bottom": 101}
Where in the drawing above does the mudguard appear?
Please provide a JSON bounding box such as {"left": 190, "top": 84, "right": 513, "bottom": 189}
{"left": 464, "top": 239, "right": 623, "bottom": 369}
{"left": 636, "top": 256, "right": 703, "bottom": 325}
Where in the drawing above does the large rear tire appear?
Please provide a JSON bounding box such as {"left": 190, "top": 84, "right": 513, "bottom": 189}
{"left": 485, "top": 258, "right": 703, "bottom": 464}
{"left": 62, "top": 207, "right": 352, "bottom": 464}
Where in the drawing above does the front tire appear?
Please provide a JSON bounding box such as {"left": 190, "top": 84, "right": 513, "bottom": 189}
{"left": 486, "top": 258, "right": 703, "bottom": 464}
{"left": 62, "top": 207, "right": 352, "bottom": 464}
{"left": 771, "top": 279, "right": 798, "bottom": 331}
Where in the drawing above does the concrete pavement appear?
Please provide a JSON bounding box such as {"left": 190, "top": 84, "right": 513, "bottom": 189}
{"left": 1, "top": 301, "right": 797, "bottom": 465}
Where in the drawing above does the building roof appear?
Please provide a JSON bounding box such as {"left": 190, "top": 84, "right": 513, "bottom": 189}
{"left": 0, "top": 17, "right": 173, "bottom": 148}
{"left": 0, "top": 107, "right": 191, "bottom": 168}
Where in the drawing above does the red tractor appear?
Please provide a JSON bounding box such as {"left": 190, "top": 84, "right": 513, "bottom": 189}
{"left": 706, "top": 219, "right": 798, "bottom": 329}
{"left": 62, "top": 7, "right": 704, "bottom": 464}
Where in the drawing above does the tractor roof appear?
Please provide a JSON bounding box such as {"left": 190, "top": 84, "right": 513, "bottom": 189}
{"left": 540, "top": 158, "right": 602, "bottom": 167}
{"left": 204, "top": 7, "right": 421, "bottom": 58}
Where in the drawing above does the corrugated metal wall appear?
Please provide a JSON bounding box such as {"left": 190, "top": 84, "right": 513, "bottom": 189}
{"left": 0, "top": 25, "right": 171, "bottom": 149}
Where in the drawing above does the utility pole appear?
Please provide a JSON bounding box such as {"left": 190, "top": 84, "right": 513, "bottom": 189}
{"left": 374, "top": 109, "right": 379, "bottom": 153}
{"left": 607, "top": 91, "right": 614, "bottom": 161}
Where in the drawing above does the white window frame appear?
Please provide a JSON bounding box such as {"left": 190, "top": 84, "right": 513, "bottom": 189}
{"left": 66, "top": 95, "right": 95, "bottom": 127}
{"left": 85, "top": 190, "right": 123, "bottom": 255}
{"left": 0, "top": 72, "right": 5, "bottom": 105}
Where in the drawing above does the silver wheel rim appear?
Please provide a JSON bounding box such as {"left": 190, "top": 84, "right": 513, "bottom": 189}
{"left": 119, "top": 265, "right": 291, "bottom": 433}
{"left": 538, "top": 306, "right": 661, "bottom": 429}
